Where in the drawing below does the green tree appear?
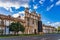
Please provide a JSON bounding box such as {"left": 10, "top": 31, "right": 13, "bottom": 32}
{"left": 57, "top": 26, "right": 60, "bottom": 33}
{"left": 16, "top": 22, "right": 25, "bottom": 33}
{"left": 9, "top": 22, "right": 25, "bottom": 35}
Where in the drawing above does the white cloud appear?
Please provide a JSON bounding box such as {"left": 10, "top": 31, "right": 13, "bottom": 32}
{"left": 50, "top": 22, "right": 60, "bottom": 28}
{"left": 56, "top": 0, "right": 60, "bottom": 5}
{"left": 21, "top": 4, "right": 29, "bottom": 8}
{"left": 50, "top": 0, "right": 54, "bottom": 2}
{"left": 0, "top": 0, "right": 30, "bottom": 10}
{"left": 39, "top": 0, "right": 45, "bottom": 4}
{"left": 19, "top": 11, "right": 25, "bottom": 20}
{"left": 9, "top": 8, "right": 13, "bottom": 12}
{"left": 0, "top": 1, "right": 20, "bottom": 10}
{"left": 47, "top": 4, "right": 54, "bottom": 11}
{"left": 12, "top": 11, "right": 25, "bottom": 20}
{"left": 12, "top": 13, "right": 19, "bottom": 18}
{"left": 33, "top": 5, "right": 38, "bottom": 9}
{"left": 19, "top": 11, "right": 25, "bottom": 14}
{"left": 45, "top": 22, "right": 60, "bottom": 28}
{"left": 47, "top": 21, "right": 50, "bottom": 24}
{"left": 29, "top": 9, "right": 32, "bottom": 13}
{"left": 33, "top": 0, "right": 35, "bottom": 2}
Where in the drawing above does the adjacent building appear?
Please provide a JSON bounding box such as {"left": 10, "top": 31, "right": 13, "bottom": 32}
{"left": 43, "top": 24, "right": 55, "bottom": 33}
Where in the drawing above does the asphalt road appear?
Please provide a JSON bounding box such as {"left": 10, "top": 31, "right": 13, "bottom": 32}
{"left": 0, "top": 34, "right": 60, "bottom": 40}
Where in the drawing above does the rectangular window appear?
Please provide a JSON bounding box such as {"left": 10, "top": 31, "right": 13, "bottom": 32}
{"left": 27, "top": 18, "right": 29, "bottom": 26}
{"left": 32, "top": 19, "right": 34, "bottom": 24}
{"left": 36, "top": 20, "right": 38, "bottom": 25}
{"left": 0, "top": 19, "right": 1, "bottom": 25}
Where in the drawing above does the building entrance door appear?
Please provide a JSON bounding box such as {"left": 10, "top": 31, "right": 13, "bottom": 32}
{"left": 34, "top": 29, "right": 36, "bottom": 34}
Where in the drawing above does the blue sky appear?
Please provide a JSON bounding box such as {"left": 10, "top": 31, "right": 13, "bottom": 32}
{"left": 0, "top": 0, "right": 60, "bottom": 28}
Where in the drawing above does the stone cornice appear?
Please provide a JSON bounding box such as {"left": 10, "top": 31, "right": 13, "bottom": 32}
{"left": 0, "top": 14, "right": 25, "bottom": 23}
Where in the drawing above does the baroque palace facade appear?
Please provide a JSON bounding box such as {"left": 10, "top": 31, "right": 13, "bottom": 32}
{"left": 0, "top": 8, "right": 42, "bottom": 35}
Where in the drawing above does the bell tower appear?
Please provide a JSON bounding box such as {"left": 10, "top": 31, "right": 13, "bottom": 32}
{"left": 25, "top": 8, "right": 29, "bottom": 13}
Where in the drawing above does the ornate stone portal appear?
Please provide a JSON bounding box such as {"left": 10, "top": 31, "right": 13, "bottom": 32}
{"left": 24, "top": 8, "right": 42, "bottom": 34}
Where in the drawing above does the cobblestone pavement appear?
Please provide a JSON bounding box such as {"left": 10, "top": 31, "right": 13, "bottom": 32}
{"left": 0, "top": 34, "right": 60, "bottom": 40}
